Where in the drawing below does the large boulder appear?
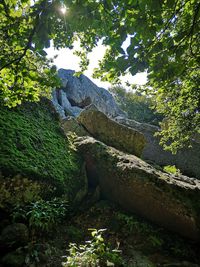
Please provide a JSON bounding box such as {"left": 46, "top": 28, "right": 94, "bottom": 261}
{"left": 0, "top": 99, "right": 87, "bottom": 199}
{"left": 52, "top": 69, "right": 125, "bottom": 118}
{"left": 61, "top": 117, "right": 89, "bottom": 137}
{"left": 115, "top": 117, "right": 200, "bottom": 179}
{"left": 77, "top": 107, "right": 146, "bottom": 157}
{"left": 75, "top": 136, "right": 200, "bottom": 240}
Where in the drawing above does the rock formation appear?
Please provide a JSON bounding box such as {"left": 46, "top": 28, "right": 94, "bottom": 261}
{"left": 115, "top": 117, "right": 200, "bottom": 179}
{"left": 52, "top": 69, "right": 125, "bottom": 118}
{"left": 75, "top": 136, "right": 200, "bottom": 241}
{"left": 77, "top": 106, "right": 146, "bottom": 157}
{"left": 52, "top": 70, "right": 200, "bottom": 179}
{"left": 61, "top": 117, "right": 89, "bottom": 137}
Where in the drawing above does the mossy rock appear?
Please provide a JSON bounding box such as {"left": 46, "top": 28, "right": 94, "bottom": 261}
{"left": 0, "top": 99, "right": 86, "bottom": 199}
{"left": 77, "top": 108, "right": 146, "bottom": 157}
{"left": 75, "top": 136, "right": 200, "bottom": 240}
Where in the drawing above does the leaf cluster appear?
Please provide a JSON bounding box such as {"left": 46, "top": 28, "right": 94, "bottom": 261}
{"left": 63, "top": 228, "right": 123, "bottom": 266}
{"left": 12, "top": 197, "right": 69, "bottom": 232}
{"left": 109, "top": 85, "right": 163, "bottom": 125}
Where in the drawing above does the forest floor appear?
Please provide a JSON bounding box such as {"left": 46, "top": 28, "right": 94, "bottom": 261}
{"left": 44, "top": 198, "right": 200, "bottom": 267}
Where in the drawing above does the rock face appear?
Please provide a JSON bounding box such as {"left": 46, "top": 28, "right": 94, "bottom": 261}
{"left": 52, "top": 69, "right": 125, "bottom": 118}
{"left": 61, "top": 117, "right": 89, "bottom": 137}
{"left": 52, "top": 70, "right": 200, "bottom": 178}
{"left": 77, "top": 107, "right": 146, "bottom": 157}
{"left": 115, "top": 117, "right": 200, "bottom": 179}
{"left": 75, "top": 136, "right": 200, "bottom": 240}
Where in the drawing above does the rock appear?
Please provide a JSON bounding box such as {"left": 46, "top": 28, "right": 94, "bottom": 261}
{"left": 75, "top": 136, "right": 200, "bottom": 240}
{"left": 61, "top": 117, "right": 89, "bottom": 137}
{"left": 115, "top": 117, "right": 200, "bottom": 179}
{"left": 0, "top": 223, "right": 29, "bottom": 249}
{"left": 54, "top": 69, "right": 125, "bottom": 118}
{"left": 1, "top": 251, "right": 25, "bottom": 267}
{"left": 77, "top": 108, "right": 146, "bottom": 157}
{"left": 52, "top": 89, "right": 82, "bottom": 118}
{"left": 74, "top": 164, "right": 88, "bottom": 204}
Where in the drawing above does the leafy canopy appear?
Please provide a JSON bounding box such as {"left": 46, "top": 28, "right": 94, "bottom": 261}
{"left": 109, "top": 85, "right": 163, "bottom": 125}
{"left": 0, "top": 0, "right": 199, "bottom": 152}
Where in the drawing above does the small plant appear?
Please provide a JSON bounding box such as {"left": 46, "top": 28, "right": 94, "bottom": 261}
{"left": 12, "top": 198, "right": 68, "bottom": 232}
{"left": 62, "top": 229, "right": 123, "bottom": 266}
{"left": 163, "top": 165, "right": 181, "bottom": 175}
{"left": 116, "top": 212, "right": 151, "bottom": 234}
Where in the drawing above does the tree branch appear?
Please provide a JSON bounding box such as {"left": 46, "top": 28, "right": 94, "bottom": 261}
{"left": 0, "top": 0, "right": 49, "bottom": 72}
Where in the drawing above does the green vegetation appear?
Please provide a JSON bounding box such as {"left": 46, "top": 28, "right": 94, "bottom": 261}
{"left": 163, "top": 165, "right": 181, "bottom": 175}
{"left": 0, "top": 0, "right": 200, "bottom": 152}
{"left": 109, "top": 86, "right": 163, "bottom": 125}
{"left": 12, "top": 198, "right": 68, "bottom": 233}
{"left": 63, "top": 228, "right": 123, "bottom": 267}
{"left": 62, "top": 201, "right": 199, "bottom": 266}
{"left": 0, "top": 98, "right": 84, "bottom": 197}
{"left": 0, "top": 1, "right": 200, "bottom": 265}
{"left": 0, "top": 0, "right": 60, "bottom": 107}
{"left": 1, "top": 0, "right": 199, "bottom": 151}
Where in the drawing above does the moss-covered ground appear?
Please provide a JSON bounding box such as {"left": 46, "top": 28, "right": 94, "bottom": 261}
{"left": 0, "top": 99, "right": 84, "bottom": 197}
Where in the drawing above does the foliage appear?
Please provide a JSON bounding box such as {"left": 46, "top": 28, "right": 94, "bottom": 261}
{"left": 12, "top": 198, "right": 68, "bottom": 232}
{"left": 109, "top": 85, "right": 163, "bottom": 125}
{"left": 115, "top": 212, "right": 164, "bottom": 250}
{"left": 1, "top": 0, "right": 199, "bottom": 151}
{"left": 0, "top": 0, "right": 61, "bottom": 107}
{"left": 163, "top": 165, "right": 181, "bottom": 175}
{"left": 0, "top": 99, "right": 84, "bottom": 197}
{"left": 62, "top": 229, "right": 123, "bottom": 266}
{"left": 116, "top": 212, "right": 155, "bottom": 235}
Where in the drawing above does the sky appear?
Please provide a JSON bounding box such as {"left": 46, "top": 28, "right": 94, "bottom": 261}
{"left": 46, "top": 41, "right": 147, "bottom": 89}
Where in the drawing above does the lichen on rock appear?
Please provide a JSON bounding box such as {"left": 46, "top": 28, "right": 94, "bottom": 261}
{"left": 75, "top": 136, "right": 200, "bottom": 240}
{"left": 77, "top": 107, "right": 146, "bottom": 157}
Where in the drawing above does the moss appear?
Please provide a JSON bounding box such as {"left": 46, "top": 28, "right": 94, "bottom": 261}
{"left": 0, "top": 99, "right": 84, "bottom": 198}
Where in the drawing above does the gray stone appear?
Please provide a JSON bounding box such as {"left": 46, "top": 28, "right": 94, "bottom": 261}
{"left": 51, "top": 90, "right": 66, "bottom": 119}
{"left": 115, "top": 117, "right": 200, "bottom": 179}
{"left": 75, "top": 136, "right": 200, "bottom": 241}
{"left": 55, "top": 69, "right": 125, "bottom": 118}
{"left": 61, "top": 117, "right": 89, "bottom": 137}
{"left": 77, "top": 108, "right": 146, "bottom": 157}
{"left": 52, "top": 89, "right": 83, "bottom": 118}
